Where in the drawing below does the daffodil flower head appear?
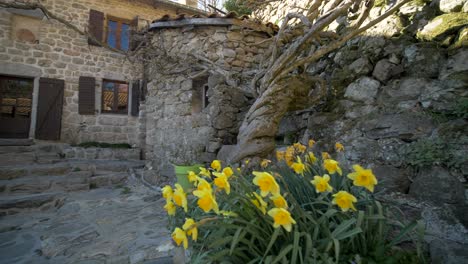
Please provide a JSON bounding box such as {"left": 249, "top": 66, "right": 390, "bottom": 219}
{"left": 172, "top": 227, "right": 188, "bottom": 249}
{"left": 347, "top": 165, "right": 378, "bottom": 192}
{"left": 310, "top": 174, "right": 333, "bottom": 193}
{"left": 197, "top": 178, "right": 212, "bottom": 192}
{"left": 293, "top": 142, "right": 306, "bottom": 153}
{"left": 162, "top": 185, "right": 173, "bottom": 201}
{"left": 335, "top": 142, "right": 345, "bottom": 152}
{"left": 250, "top": 192, "right": 268, "bottom": 214}
{"left": 173, "top": 184, "right": 188, "bottom": 212}
{"left": 276, "top": 151, "right": 285, "bottom": 162}
{"left": 193, "top": 189, "right": 219, "bottom": 214}
{"left": 164, "top": 200, "right": 176, "bottom": 216}
{"left": 322, "top": 152, "right": 331, "bottom": 160}
{"left": 268, "top": 208, "right": 296, "bottom": 232}
{"left": 285, "top": 146, "right": 295, "bottom": 166}
{"left": 323, "top": 159, "right": 342, "bottom": 175}
{"left": 261, "top": 159, "right": 272, "bottom": 168}
{"left": 270, "top": 194, "right": 288, "bottom": 209}
{"left": 211, "top": 160, "right": 222, "bottom": 172}
{"left": 199, "top": 167, "right": 211, "bottom": 178}
{"left": 308, "top": 139, "right": 316, "bottom": 148}
{"left": 187, "top": 171, "right": 198, "bottom": 184}
{"left": 291, "top": 156, "right": 305, "bottom": 175}
{"left": 182, "top": 218, "right": 198, "bottom": 242}
{"left": 213, "top": 172, "right": 231, "bottom": 195}
{"left": 222, "top": 167, "right": 234, "bottom": 178}
{"left": 252, "top": 171, "right": 280, "bottom": 197}
{"left": 306, "top": 151, "right": 317, "bottom": 164}
{"left": 332, "top": 191, "right": 357, "bottom": 212}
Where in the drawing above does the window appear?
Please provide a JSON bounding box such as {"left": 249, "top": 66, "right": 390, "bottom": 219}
{"left": 191, "top": 76, "right": 209, "bottom": 114}
{"left": 106, "top": 16, "right": 130, "bottom": 51}
{"left": 102, "top": 80, "right": 128, "bottom": 114}
{"left": 0, "top": 76, "right": 33, "bottom": 119}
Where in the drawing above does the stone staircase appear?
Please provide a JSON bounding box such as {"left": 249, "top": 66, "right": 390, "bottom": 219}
{"left": 0, "top": 142, "right": 145, "bottom": 216}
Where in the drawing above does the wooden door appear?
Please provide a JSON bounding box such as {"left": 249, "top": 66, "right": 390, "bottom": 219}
{"left": 35, "top": 78, "right": 64, "bottom": 140}
{"left": 0, "top": 76, "right": 34, "bottom": 138}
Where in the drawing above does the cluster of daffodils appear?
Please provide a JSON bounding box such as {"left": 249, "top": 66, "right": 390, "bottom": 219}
{"left": 251, "top": 171, "right": 296, "bottom": 232}
{"left": 276, "top": 140, "right": 378, "bottom": 212}
{"left": 163, "top": 141, "right": 379, "bottom": 250}
{"left": 163, "top": 160, "right": 236, "bottom": 249}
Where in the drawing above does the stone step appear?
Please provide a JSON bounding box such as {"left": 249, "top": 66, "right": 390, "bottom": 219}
{"left": 0, "top": 192, "right": 64, "bottom": 216}
{"left": 0, "top": 138, "right": 33, "bottom": 146}
{"left": 90, "top": 171, "right": 128, "bottom": 188}
{"left": 0, "top": 160, "right": 145, "bottom": 180}
{"left": 0, "top": 172, "right": 91, "bottom": 195}
{"left": 0, "top": 163, "right": 72, "bottom": 180}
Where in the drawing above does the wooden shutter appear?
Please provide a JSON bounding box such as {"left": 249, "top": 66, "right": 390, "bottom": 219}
{"left": 78, "top": 76, "right": 95, "bottom": 115}
{"left": 36, "top": 78, "right": 64, "bottom": 140}
{"left": 88, "top": 9, "right": 104, "bottom": 46}
{"left": 131, "top": 80, "right": 140, "bottom": 116}
{"left": 130, "top": 16, "right": 139, "bottom": 51}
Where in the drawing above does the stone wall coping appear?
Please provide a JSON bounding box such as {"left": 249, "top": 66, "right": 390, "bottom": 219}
{"left": 150, "top": 18, "right": 276, "bottom": 35}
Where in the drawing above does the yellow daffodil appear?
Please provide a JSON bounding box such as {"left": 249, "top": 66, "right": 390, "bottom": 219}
{"left": 173, "top": 184, "right": 188, "bottom": 212}
{"left": 213, "top": 172, "right": 231, "bottom": 194}
{"left": 293, "top": 142, "right": 306, "bottom": 153}
{"left": 323, "top": 159, "right": 342, "bottom": 175}
{"left": 188, "top": 171, "right": 198, "bottom": 183}
{"left": 276, "top": 151, "right": 285, "bottom": 161}
{"left": 306, "top": 151, "right": 317, "bottom": 164}
{"left": 310, "top": 174, "right": 333, "bottom": 193}
{"left": 270, "top": 194, "right": 288, "bottom": 209}
{"left": 220, "top": 210, "right": 238, "bottom": 217}
{"left": 199, "top": 167, "right": 211, "bottom": 178}
{"left": 172, "top": 227, "right": 188, "bottom": 249}
{"left": 335, "top": 142, "right": 345, "bottom": 152}
{"left": 162, "top": 185, "right": 173, "bottom": 201}
{"left": 261, "top": 159, "right": 272, "bottom": 168}
{"left": 285, "top": 146, "right": 295, "bottom": 166}
{"left": 182, "top": 218, "right": 198, "bottom": 242}
{"left": 164, "top": 200, "right": 176, "bottom": 216}
{"left": 211, "top": 160, "right": 222, "bottom": 172}
{"left": 308, "top": 139, "right": 316, "bottom": 148}
{"left": 244, "top": 159, "right": 250, "bottom": 165}
{"left": 222, "top": 167, "right": 234, "bottom": 178}
{"left": 251, "top": 192, "right": 268, "bottom": 214}
{"left": 193, "top": 189, "right": 219, "bottom": 214}
{"left": 291, "top": 156, "right": 305, "bottom": 175}
{"left": 197, "top": 178, "right": 212, "bottom": 191}
{"left": 267, "top": 208, "right": 296, "bottom": 232}
{"left": 332, "top": 191, "right": 357, "bottom": 212}
{"left": 252, "top": 171, "right": 280, "bottom": 197}
{"left": 347, "top": 165, "right": 378, "bottom": 192}
{"left": 322, "top": 152, "right": 331, "bottom": 160}
{"left": 236, "top": 168, "right": 241, "bottom": 173}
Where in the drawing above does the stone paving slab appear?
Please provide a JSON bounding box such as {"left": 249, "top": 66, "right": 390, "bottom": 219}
{"left": 0, "top": 184, "right": 174, "bottom": 264}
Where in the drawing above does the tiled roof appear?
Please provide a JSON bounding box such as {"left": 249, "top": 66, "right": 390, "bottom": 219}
{"left": 150, "top": 12, "right": 279, "bottom": 35}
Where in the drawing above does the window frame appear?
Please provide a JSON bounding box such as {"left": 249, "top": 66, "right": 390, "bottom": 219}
{"left": 105, "top": 15, "right": 131, "bottom": 51}
{"left": 101, "top": 79, "right": 129, "bottom": 115}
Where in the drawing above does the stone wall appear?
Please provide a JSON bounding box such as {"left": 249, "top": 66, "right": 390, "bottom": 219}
{"left": 275, "top": 2, "right": 467, "bottom": 262}
{"left": 0, "top": 0, "right": 193, "bottom": 146}
{"left": 144, "top": 25, "right": 269, "bottom": 176}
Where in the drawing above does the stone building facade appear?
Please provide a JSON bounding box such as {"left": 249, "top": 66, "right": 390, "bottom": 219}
{"left": 143, "top": 18, "right": 273, "bottom": 175}
{"left": 0, "top": 0, "right": 201, "bottom": 146}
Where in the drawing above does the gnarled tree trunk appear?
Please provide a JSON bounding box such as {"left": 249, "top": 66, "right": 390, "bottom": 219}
{"left": 227, "top": 0, "right": 411, "bottom": 163}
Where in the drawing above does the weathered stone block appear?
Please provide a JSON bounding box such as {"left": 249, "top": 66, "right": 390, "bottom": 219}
{"left": 344, "top": 77, "right": 380, "bottom": 103}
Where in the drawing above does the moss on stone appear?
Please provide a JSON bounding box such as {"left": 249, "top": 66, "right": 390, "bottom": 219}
{"left": 374, "top": 0, "right": 386, "bottom": 7}
{"left": 452, "top": 26, "right": 468, "bottom": 49}
{"left": 417, "top": 13, "right": 468, "bottom": 42}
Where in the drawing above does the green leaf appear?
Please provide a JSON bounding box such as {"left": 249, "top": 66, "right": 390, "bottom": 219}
{"left": 272, "top": 245, "right": 294, "bottom": 264}
{"left": 388, "top": 221, "right": 417, "bottom": 247}
{"left": 331, "top": 219, "right": 356, "bottom": 238}
{"left": 263, "top": 228, "right": 281, "bottom": 259}
{"left": 291, "top": 231, "right": 300, "bottom": 264}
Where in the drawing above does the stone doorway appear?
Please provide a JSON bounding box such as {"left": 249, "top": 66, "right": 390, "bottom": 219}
{"left": 0, "top": 75, "right": 34, "bottom": 138}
